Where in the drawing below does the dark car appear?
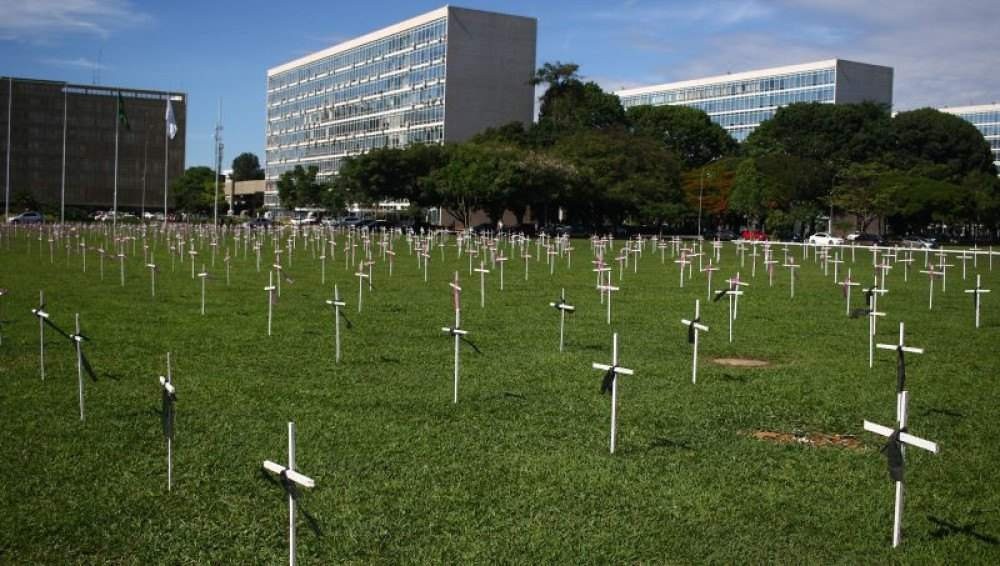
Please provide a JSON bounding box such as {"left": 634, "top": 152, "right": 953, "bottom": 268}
{"left": 246, "top": 217, "right": 272, "bottom": 229}
{"left": 707, "top": 229, "right": 737, "bottom": 241}
{"left": 848, "top": 232, "right": 886, "bottom": 246}
{"left": 8, "top": 211, "right": 43, "bottom": 224}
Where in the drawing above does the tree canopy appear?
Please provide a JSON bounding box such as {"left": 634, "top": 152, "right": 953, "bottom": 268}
{"left": 230, "top": 152, "right": 265, "bottom": 181}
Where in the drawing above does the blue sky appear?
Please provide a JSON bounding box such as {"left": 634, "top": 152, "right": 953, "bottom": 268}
{"left": 1, "top": 0, "right": 998, "bottom": 168}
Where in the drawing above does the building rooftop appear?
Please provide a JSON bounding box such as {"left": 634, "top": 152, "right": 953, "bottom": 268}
{"left": 614, "top": 59, "right": 886, "bottom": 97}
{"left": 939, "top": 103, "right": 1000, "bottom": 114}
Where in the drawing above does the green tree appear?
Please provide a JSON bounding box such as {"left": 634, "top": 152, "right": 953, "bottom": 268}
{"left": 627, "top": 105, "right": 738, "bottom": 168}
{"left": 553, "top": 128, "right": 684, "bottom": 227}
{"left": 422, "top": 144, "right": 498, "bottom": 228}
{"left": 230, "top": 152, "right": 265, "bottom": 181}
{"left": 534, "top": 62, "right": 627, "bottom": 139}
{"left": 832, "top": 162, "right": 898, "bottom": 232}
{"left": 892, "top": 108, "right": 997, "bottom": 180}
{"left": 276, "top": 165, "right": 324, "bottom": 209}
{"left": 171, "top": 166, "right": 218, "bottom": 214}
{"left": 744, "top": 102, "right": 892, "bottom": 167}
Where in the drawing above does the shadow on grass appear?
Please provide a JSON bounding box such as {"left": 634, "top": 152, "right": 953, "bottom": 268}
{"left": 647, "top": 436, "right": 694, "bottom": 451}
{"left": 922, "top": 407, "right": 964, "bottom": 419}
{"left": 259, "top": 468, "right": 323, "bottom": 538}
{"left": 928, "top": 516, "right": 999, "bottom": 545}
{"left": 717, "top": 373, "right": 749, "bottom": 384}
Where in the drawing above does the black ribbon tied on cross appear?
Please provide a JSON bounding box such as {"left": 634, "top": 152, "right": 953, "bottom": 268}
{"left": 896, "top": 345, "right": 906, "bottom": 393}
{"left": 880, "top": 427, "right": 907, "bottom": 482}
{"left": 446, "top": 328, "right": 481, "bottom": 354}
{"left": 687, "top": 317, "right": 701, "bottom": 344}
{"left": 600, "top": 366, "right": 617, "bottom": 394}
{"left": 337, "top": 309, "right": 353, "bottom": 329}
{"left": 712, "top": 289, "right": 728, "bottom": 302}
{"left": 162, "top": 385, "right": 176, "bottom": 440}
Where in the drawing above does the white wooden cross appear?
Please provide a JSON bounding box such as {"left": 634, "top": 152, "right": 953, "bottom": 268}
{"left": 474, "top": 261, "right": 490, "bottom": 308}
{"left": 593, "top": 333, "right": 634, "bottom": 454}
{"left": 197, "top": 264, "right": 209, "bottom": 315}
{"left": 146, "top": 255, "right": 158, "bottom": 298}
{"left": 495, "top": 253, "right": 508, "bottom": 290}
{"left": 442, "top": 272, "right": 474, "bottom": 404}
{"left": 863, "top": 367, "right": 938, "bottom": 548}
{"left": 188, "top": 248, "right": 198, "bottom": 279}
{"left": 523, "top": 252, "right": 532, "bottom": 281}
{"left": 839, "top": 268, "right": 860, "bottom": 316}
{"left": 674, "top": 253, "right": 690, "bottom": 288}
{"left": 265, "top": 271, "right": 277, "bottom": 336}
{"left": 117, "top": 251, "right": 126, "bottom": 287}
{"left": 597, "top": 282, "right": 620, "bottom": 325}
{"left": 857, "top": 285, "right": 887, "bottom": 368}
{"left": 783, "top": 261, "right": 799, "bottom": 298}
{"left": 918, "top": 265, "right": 943, "bottom": 309}
{"left": 0, "top": 288, "right": 7, "bottom": 346}
{"left": 31, "top": 290, "right": 47, "bottom": 380}
{"left": 158, "top": 352, "right": 176, "bottom": 491}
{"left": 936, "top": 260, "right": 953, "bottom": 292}
{"left": 681, "top": 299, "right": 709, "bottom": 384}
{"left": 325, "top": 284, "right": 348, "bottom": 363}
{"left": 70, "top": 313, "right": 94, "bottom": 420}
{"left": 964, "top": 274, "right": 990, "bottom": 328}
{"left": 262, "top": 422, "right": 316, "bottom": 566}
{"left": 714, "top": 286, "right": 743, "bottom": 343}
{"left": 876, "top": 261, "right": 893, "bottom": 291}
{"left": 829, "top": 253, "right": 843, "bottom": 282}
{"left": 549, "top": 288, "right": 575, "bottom": 352}
{"left": 701, "top": 261, "right": 719, "bottom": 300}
{"left": 726, "top": 272, "right": 749, "bottom": 319}
{"left": 354, "top": 269, "right": 369, "bottom": 313}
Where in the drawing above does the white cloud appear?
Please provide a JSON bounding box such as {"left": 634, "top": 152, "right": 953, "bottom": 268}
{"left": 625, "top": 0, "right": 1000, "bottom": 110}
{"left": 0, "top": 0, "right": 149, "bottom": 42}
{"left": 40, "top": 56, "right": 108, "bottom": 70}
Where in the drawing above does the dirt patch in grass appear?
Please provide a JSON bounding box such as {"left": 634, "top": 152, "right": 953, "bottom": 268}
{"left": 712, "top": 357, "right": 770, "bottom": 367}
{"left": 749, "top": 430, "right": 863, "bottom": 450}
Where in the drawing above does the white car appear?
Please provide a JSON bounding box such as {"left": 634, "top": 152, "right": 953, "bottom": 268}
{"left": 807, "top": 232, "right": 844, "bottom": 246}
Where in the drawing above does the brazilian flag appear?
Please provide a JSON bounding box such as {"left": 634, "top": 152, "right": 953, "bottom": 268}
{"left": 117, "top": 92, "right": 130, "bottom": 131}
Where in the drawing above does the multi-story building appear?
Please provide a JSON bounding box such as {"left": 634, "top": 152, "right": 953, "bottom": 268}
{"left": 615, "top": 59, "right": 893, "bottom": 142}
{"left": 0, "top": 77, "right": 185, "bottom": 212}
{"left": 264, "top": 5, "right": 537, "bottom": 208}
{"left": 939, "top": 103, "right": 1000, "bottom": 171}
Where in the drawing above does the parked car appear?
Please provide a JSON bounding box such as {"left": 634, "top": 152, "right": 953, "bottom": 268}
{"left": 901, "top": 236, "right": 938, "bottom": 249}
{"left": 8, "top": 211, "right": 43, "bottom": 224}
{"left": 707, "top": 229, "right": 737, "bottom": 241}
{"left": 740, "top": 229, "right": 768, "bottom": 241}
{"left": 846, "top": 232, "right": 885, "bottom": 246}
{"left": 290, "top": 212, "right": 320, "bottom": 226}
{"left": 246, "top": 217, "right": 272, "bottom": 229}
{"left": 807, "top": 232, "right": 844, "bottom": 246}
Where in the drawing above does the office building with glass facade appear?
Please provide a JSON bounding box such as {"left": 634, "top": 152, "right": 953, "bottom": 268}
{"left": 1, "top": 77, "right": 185, "bottom": 210}
{"left": 264, "top": 6, "right": 536, "bottom": 208}
{"left": 615, "top": 59, "right": 893, "bottom": 142}
{"left": 939, "top": 103, "right": 1000, "bottom": 171}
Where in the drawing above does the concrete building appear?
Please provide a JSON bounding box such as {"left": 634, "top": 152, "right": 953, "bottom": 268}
{"left": 0, "top": 77, "right": 185, "bottom": 213}
{"left": 615, "top": 59, "right": 893, "bottom": 142}
{"left": 264, "top": 5, "right": 537, "bottom": 208}
{"left": 939, "top": 103, "right": 1000, "bottom": 171}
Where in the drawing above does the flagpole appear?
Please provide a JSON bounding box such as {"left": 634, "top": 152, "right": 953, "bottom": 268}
{"left": 164, "top": 102, "right": 169, "bottom": 227}
{"left": 213, "top": 97, "right": 222, "bottom": 229}
{"left": 141, "top": 131, "right": 148, "bottom": 220}
{"left": 4, "top": 77, "right": 11, "bottom": 221}
{"left": 61, "top": 87, "right": 67, "bottom": 224}
{"left": 113, "top": 91, "right": 120, "bottom": 237}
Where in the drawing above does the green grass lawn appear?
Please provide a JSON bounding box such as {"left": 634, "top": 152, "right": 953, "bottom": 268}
{"left": 1, "top": 227, "right": 998, "bottom": 564}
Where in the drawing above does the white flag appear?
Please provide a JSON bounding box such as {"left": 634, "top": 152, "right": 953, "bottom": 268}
{"left": 165, "top": 99, "right": 178, "bottom": 140}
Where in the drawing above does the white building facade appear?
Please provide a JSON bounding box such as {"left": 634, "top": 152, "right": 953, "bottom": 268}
{"left": 264, "top": 6, "right": 536, "bottom": 208}
{"left": 615, "top": 59, "right": 893, "bottom": 142}
{"left": 939, "top": 103, "right": 1000, "bottom": 171}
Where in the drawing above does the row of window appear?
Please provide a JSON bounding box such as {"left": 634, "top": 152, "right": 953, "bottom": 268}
{"left": 267, "top": 106, "right": 445, "bottom": 148}
{"left": 684, "top": 86, "right": 835, "bottom": 116}
{"left": 268, "top": 19, "right": 447, "bottom": 91}
{"left": 621, "top": 68, "right": 836, "bottom": 108}
{"left": 268, "top": 43, "right": 447, "bottom": 106}
{"left": 266, "top": 123, "right": 444, "bottom": 168}
{"left": 969, "top": 123, "right": 1000, "bottom": 137}
{"left": 952, "top": 111, "right": 1000, "bottom": 127}
{"left": 267, "top": 69, "right": 445, "bottom": 123}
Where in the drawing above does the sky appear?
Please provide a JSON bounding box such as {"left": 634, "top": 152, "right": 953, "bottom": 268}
{"left": 1, "top": 0, "right": 998, "bottom": 168}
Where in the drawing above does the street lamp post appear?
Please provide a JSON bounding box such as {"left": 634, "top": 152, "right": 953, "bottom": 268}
{"left": 698, "top": 172, "right": 704, "bottom": 238}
